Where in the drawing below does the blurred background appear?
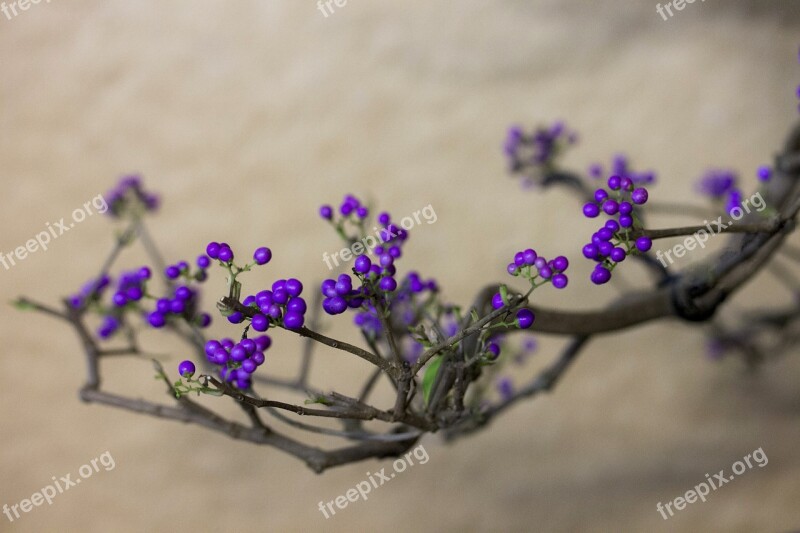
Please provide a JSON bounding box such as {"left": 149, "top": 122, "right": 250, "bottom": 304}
{"left": 1, "top": 1, "right": 799, "bottom": 531}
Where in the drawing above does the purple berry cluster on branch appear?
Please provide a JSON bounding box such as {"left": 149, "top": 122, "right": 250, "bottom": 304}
{"left": 581, "top": 175, "right": 652, "bottom": 285}
{"left": 105, "top": 175, "right": 160, "bottom": 218}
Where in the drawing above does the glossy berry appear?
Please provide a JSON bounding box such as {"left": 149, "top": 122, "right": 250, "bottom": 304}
{"left": 602, "top": 200, "right": 619, "bottom": 216}
{"left": 610, "top": 247, "right": 627, "bottom": 262}
{"left": 178, "top": 360, "right": 196, "bottom": 378}
{"left": 197, "top": 255, "right": 211, "bottom": 269}
{"left": 285, "top": 278, "right": 303, "bottom": 297}
{"left": 516, "top": 309, "right": 535, "bottom": 329}
{"left": 523, "top": 249, "right": 537, "bottom": 265}
{"left": 217, "top": 246, "right": 233, "bottom": 263}
{"left": 354, "top": 255, "right": 372, "bottom": 274}
{"left": 583, "top": 203, "right": 600, "bottom": 218}
{"left": 591, "top": 266, "right": 612, "bottom": 285}
{"left": 254, "top": 247, "right": 272, "bottom": 265}
{"left": 631, "top": 188, "right": 648, "bottom": 205}
{"left": 165, "top": 265, "right": 181, "bottom": 279}
{"left": 252, "top": 313, "right": 269, "bottom": 332}
{"left": 492, "top": 292, "right": 505, "bottom": 309}
{"left": 594, "top": 189, "right": 608, "bottom": 202}
{"left": 284, "top": 311, "right": 304, "bottom": 329}
{"left": 206, "top": 242, "right": 221, "bottom": 259}
{"left": 320, "top": 205, "right": 333, "bottom": 220}
{"left": 552, "top": 274, "right": 568, "bottom": 289}
{"left": 635, "top": 236, "right": 652, "bottom": 252}
{"left": 379, "top": 276, "right": 397, "bottom": 292}
{"left": 287, "top": 297, "right": 307, "bottom": 314}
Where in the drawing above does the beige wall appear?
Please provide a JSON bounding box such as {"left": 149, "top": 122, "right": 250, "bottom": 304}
{"left": 1, "top": 1, "right": 799, "bottom": 531}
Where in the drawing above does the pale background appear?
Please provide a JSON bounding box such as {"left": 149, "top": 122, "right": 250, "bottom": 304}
{"left": 1, "top": 1, "right": 799, "bottom": 531}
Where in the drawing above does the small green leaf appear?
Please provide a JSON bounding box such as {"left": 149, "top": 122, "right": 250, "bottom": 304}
{"left": 11, "top": 299, "right": 33, "bottom": 311}
{"left": 422, "top": 356, "right": 444, "bottom": 406}
{"left": 499, "top": 285, "right": 509, "bottom": 305}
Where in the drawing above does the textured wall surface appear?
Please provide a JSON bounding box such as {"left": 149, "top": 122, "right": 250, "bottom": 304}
{"left": 1, "top": 1, "right": 799, "bottom": 531}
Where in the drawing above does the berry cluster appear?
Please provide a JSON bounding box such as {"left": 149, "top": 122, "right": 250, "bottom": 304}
{"left": 68, "top": 274, "right": 111, "bottom": 309}
{"left": 105, "top": 175, "right": 160, "bottom": 218}
{"left": 111, "top": 267, "right": 150, "bottom": 308}
{"left": 148, "top": 284, "right": 211, "bottom": 329}
{"left": 696, "top": 168, "right": 738, "bottom": 200}
{"left": 196, "top": 334, "right": 272, "bottom": 390}
{"left": 320, "top": 274, "right": 369, "bottom": 315}
{"left": 503, "top": 121, "right": 578, "bottom": 180}
{"left": 588, "top": 154, "right": 656, "bottom": 185}
{"left": 320, "top": 194, "right": 370, "bottom": 221}
{"left": 350, "top": 270, "right": 439, "bottom": 336}
{"left": 505, "top": 248, "right": 570, "bottom": 290}
{"left": 240, "top": 278, "right": 307, "bottom": 331}
{"left": 581, "top": 175, "right": 652, "bottom": 285}
{"left": 694, "top": 168, "right": 751, "bottom": 216}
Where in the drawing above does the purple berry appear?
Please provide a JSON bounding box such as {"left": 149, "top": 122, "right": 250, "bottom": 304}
{"left": 582, "top": 243, "right": 599, "bottom": 259}
{"left": 165, "top": 265, "right": 181, "bottom": 280}
{"left": 206, "top": 242, "right": 221, "bottom": 259}
{"left": 487, "top": 342, "right": 500, "bottom": 359}
{"left": 594, "top": 189, "right": 608, "bottom": 203}
{"left": 516, "top": 309, "right": 535, "bottom": 329}
{"left": 252, "top": 313, "right": 269, "bottom": 332}
{"left": 632, "top": 188, "right": 648, "bottom": 205}
{"left": 254, "top": 247, "right": 272, "bottom": 265}
{"left": 320, "top": 205, "right": 333, "bottom": 220}
{"left": 217, "top": 246, "right": 234, "bottom": 263}
{"left": 285, "top": 278, "right": 303, "bottom": 297}
{"left": 610, "top": 247, "right": 627, "bottom": 262}
{"left": 241, "top": 359, "right": 257, "bottom": 374}
{"left": 552, "top": 274, "right": 568, "bottom": 289}
{"left": 635, "top": 236, "right": 652, "bottom": 252}
{"left": 591, "top": 266, "right": 612, "bottom": 285}
{"left": 231, "top": 345, "right": 247, "bottom": 362}
{"left": 492, "top": 292, "right": 504, "bottom": 309}
{"left": 354, "top": 255, "right": 372, "bottom": 274}
{"left": 254, "top": 335, "right": 272, "bottom": 351}
{"left": 148, "top": 311, "right": 166, "bottom": 328}
{"left": 523, "top": 249, "right": 537, "bottom": 265}
{"left": 178, "top": 360, "right": 196, "bottom": 378}
{"left": 551, "top": 256, "right": 569, "bottom": 271}
{"left": 287, "top": 297, "right": 307, "bottom": 314}
{"left": 583, "top": 203, "right": 600, "bottom": 218}
{"left": 284, "top": 311, "right": 304, "bottom": 329}
{"left": 602, "top": 200, "right": 619, "bottom": 216}
{"left": 379, "top": 276, "right": 397, "bottom": 292}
